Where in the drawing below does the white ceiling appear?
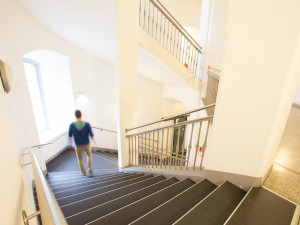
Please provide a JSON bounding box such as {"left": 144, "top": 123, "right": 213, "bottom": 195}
{"left": 15, "top": 0, "right": 118, "bottom": 62}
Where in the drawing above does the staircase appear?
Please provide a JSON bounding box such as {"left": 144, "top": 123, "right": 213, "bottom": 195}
{"left": 36, "top": 151, "right": 299, "bottom": 225}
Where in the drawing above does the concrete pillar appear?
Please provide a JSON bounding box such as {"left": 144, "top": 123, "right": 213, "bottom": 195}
{"left": 115, "top": 0, "right": 139, "bottom": 168}
{"left": 205, "top": 0, "right": 300, "bottom": 186}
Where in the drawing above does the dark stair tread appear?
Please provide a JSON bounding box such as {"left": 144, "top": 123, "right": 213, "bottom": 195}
{"left": 61, "top": 175, "right": 165, "bottom": 217}
{"left": 131, "top": 179, "right": 217, "bottom": 225}
{"left": 226, "top": 187, "right": 297, "bottom": 225}
{"left": 175, "top": 181, "right": 246, "bottom": 225}
{"left": 50, "top": 173, "right": 131, "bottom": 190}
{"left": 66, "top": 177, "right": 180, "bottom": 225}
{"left": 87, "top": 178, "right": 196, "bottom": 225}
{"left": 47, "top": 172, "right": 122, "bottom": 183}
{"left": 53, "top": 173, "right": 144, "bottom": 199}
{"left": 57, "top": 174, "right": 154, "bottom": 205}
{"left": 46, "top": 170, "right": 118, "bottom": 179}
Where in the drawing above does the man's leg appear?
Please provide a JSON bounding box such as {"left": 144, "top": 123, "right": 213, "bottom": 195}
{"left": 76, "top": 145, "right": 87, "bottom": 176}
{"left": 84, "top": 144, "right": 93, "bottom": 172}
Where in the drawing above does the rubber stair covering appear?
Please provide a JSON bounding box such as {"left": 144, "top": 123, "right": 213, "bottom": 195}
{"left": 66, "top": 177, "right": 179, "bottom": 225}
{"left": 174, "top": 181, "right": 246, "bottom": 225}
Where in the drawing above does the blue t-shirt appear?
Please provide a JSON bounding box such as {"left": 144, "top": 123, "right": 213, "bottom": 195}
{"left": 68, "top": 122, "right": 94, "bottom": 146}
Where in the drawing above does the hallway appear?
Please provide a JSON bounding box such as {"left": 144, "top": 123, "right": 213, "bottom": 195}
{"left": 263, "top": 105, "right": 300, "bottom": 205}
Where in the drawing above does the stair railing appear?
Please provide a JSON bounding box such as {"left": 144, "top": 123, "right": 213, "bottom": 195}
{"left": 139, "top": 0, "right": 202, "bottom": 75}
{"left": 126, "top": 104, "right": 215, "bottom": 170}
{"left": 22, "top": 148, "right": 67, "bottom": 225}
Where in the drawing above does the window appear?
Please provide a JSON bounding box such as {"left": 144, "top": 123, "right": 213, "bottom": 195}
{"left": 23, "top": 58, "right": 49, "bottom": 132}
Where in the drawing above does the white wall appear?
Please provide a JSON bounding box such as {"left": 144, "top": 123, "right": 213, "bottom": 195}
{"left": 294, "top": 83, "right": 300, "bottom": 105}
{"left": 138, "top": 76, "right": 163, "bottom": 131}
{"left": 0, "top": 0, "right": 118, "bottom": 221}
{"left": 205, "top": 0, "right": 300, "bottom": 178}
{"left": 0, "top": 0, "right": 117, "bottom": 154}
{"left": 0, "top": 77, "right": 30, "bottom": 224}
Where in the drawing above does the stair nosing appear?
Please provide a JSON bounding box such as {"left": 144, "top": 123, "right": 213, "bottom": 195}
{"left": 93, "top": 153, "right": 118, "bottom": 164}
{"left": 53, "top": 173, "right": 140, "bottom": 194}
{"left": 56, "top": 174, "right": 149, "bottom": 200}
{"left": 84, "top": 178, "right": 191, "bottom": 225}
{"left": 50, "top": 174, "right": 126, "bottom": 189}
{"left": 128, "top": 178, "right": 206, "bottom": 225}
{"left": 223, "top": 186, "right": 254, "bottom": 225}
{"left": 60, "top": 175, "right": 157, "bottom": 208}
{"left": 172, "top": 180, "right": 227, "bottom": 225}
{"left": 65, "top": 177, "right": 177, "bottom": 219}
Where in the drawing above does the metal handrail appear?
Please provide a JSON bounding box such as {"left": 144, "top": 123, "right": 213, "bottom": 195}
{"left": 29, "top": 126, "right": 117, "bottom": 149}
{"left": 155, "top": 0, "right": 202, "bottom": 52}
{"left": 127, "top": 115, "right": 213, "bottom": 137}
{"left": 126, "top": 104, "right": 215, "bottom": 132}
{"left": 22, "top": 149, "right": 67, "bottom": 225}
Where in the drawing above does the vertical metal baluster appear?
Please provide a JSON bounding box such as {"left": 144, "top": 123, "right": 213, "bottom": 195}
{"left": 175, "top": 126, "right": 181, "bottom": 169}
{"left": 139, "top": 0, "right": 142, "bottom": 26}
{"left": 148, "top": 0, "right": 150, "bottom": 33}
{"left": 183, "top": 39, "right": 188, "bottom": 68}
{"left": 180, "top": 125, "right": 187, "bottom": 169}
{"left": 142, "top": 135, "right": 144, "bottom": 166}
{"left": 138, "top": 135, "right": 140, "bottom": 166}
{"left": 155, "top": 7, "right": 157, "bottom": 40}
{"left": 147, "top": 133, "right": 151, "bottom": 168}
{"left": 186, "top": 123, "right": 194, "bottom": 169}
{"left": 193, "top": 122, "right": 202, "bottom": 170}
{"left": 143, "top": 134, "right": 146, "bottom": 167}
{"left": 151, "top": 132, "right": 155, "bottom": 167}
{"left": 192, "top": 47, "right": 196, "bottom": 74}
{"left": 134, "top": 136, "right": 137, "bottom": 166}
{"left": 156, "top": 131, "right": 160, "bottom": 168}
{"left": 143, "top": 0, "right": 147, "bottom": 30}
{"left": 190, "top": 46, "right": 195, "bottom": 73}
{"left": 132, "top": 136, "right": 135, "bottom": 166}
{"left": 181, "top": 36, "right": 186, "bottom": 64}
{"left": 195, "top": 52, "right": 200, "bottom": 75}
{"left": 200, "top": 120, "right": 211, "bottom": 170}
{"left": 166, "top": 20, "right": 170, "bottom": 51}
{"left": 160, "top": 130, "right": 164, "bottom": 168}
{"left": 152, "top": 2, "right": 154, "bottom": 37}
{"left": 165, "top": 129, "right": 169, "bottom": 169}
{"left": 169, "top": 24, "right": 173, "bottom": 54}
{"left": 163, "top": 15, "right": 166, "bottom": 48}
{"left": 159, "top": 11, "right": 162, "bottom": 44}
{"left": 172, "top": 29, "right": 176, "bottom": 56}
{"left": 128, "top": 137, "right": 131, "bottom": 166}
{"left": 177, "top": 33, "right": 182, "bottom": 60}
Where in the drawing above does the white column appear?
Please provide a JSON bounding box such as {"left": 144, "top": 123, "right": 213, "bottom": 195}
{"left": 115, "top": 0, "right": 139, "bottom": 168}
{"left": 205, "top": 0, "right": 300, "bottom": 178}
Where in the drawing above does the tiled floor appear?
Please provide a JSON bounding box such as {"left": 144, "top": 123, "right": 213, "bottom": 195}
{"left": 263, "top": 105, "right": 300, "bottom": 206}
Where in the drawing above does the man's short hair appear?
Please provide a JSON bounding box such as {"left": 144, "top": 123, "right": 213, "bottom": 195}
{"left": 75, "top": 110, "right": 82, "bottom": 119}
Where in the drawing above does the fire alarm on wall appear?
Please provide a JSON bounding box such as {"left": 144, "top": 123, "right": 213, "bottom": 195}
{"left": 0, "top": 60, "right": 14, "bottom": 93}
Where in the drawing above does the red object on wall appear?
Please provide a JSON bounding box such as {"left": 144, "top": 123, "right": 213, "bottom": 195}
{"left": 199, "top": 147, "right": 203, "bottom": 152}
{"left": 184, "top": 63, "right": 188, "bottom": 68}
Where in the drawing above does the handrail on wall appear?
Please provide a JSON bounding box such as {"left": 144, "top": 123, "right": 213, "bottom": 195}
{"left": 22, "top": 149, "right": 68, "bottom": 225}
{"left": 27, "top": 126, "right": 117, "bottom": 150}
{"left": 126, "top": 103, "right": 215, "bottom": 132}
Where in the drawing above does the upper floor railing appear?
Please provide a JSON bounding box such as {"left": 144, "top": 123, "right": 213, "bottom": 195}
{"left": 139, "top": 0, "right": 202, "bottom": 75}
{"left": 126, "top": 104, "right": 215, "bottom": 170}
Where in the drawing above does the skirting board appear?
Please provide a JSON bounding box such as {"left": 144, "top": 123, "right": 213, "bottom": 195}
{"left": 205, "top": 165, "right": 273, "bottom": 191}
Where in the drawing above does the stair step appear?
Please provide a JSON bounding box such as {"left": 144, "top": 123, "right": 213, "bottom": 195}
{"left": 57, "top": 174, "right": 154, "bottom": 205}
{"left": 54, "top": 173, "right": 144, "bottom": 199}
{"left": 87, "top": 178, "right": 196, "bottom": 225}
{"left": 46, "top": 170, "right": 118, "bottom": 181}
{"left": 93, "top": 152, "right": 118, "bottom": 163}
{"left": 225, "top": 187, "right": 298, "bottom": 225}
{"left": 66, "top": 177, "right": 179, "bottom": 225}
{"left": 95, "top": 151, "right": 118, "bottom": 160}
{"left": 61, "top": 175, "right": 165, "bottom": 217}
{"left": 50, "top": 173, "right": 129, "bottom": 190}
{"left": 131, "top": 179, "right": 217, "bottom": 225}
{"left": 174, "top": 181, "right": 246, "bottom": 225}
